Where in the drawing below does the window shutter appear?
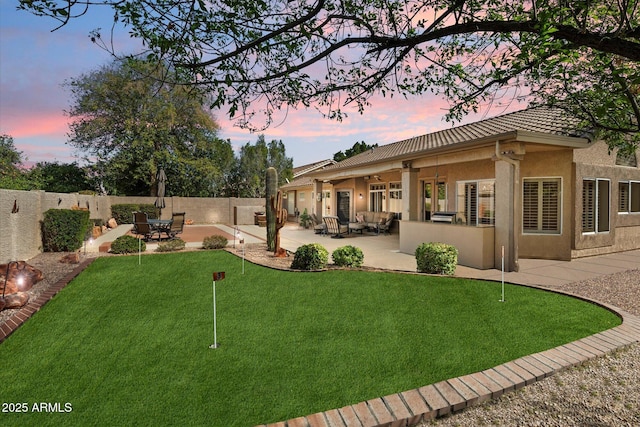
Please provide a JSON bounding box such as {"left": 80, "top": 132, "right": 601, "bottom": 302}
{"left": 582, "top": 180, "right": 595, "bottom": 232}
{"left": 523, "top": 181, "right": 538, "bottom": 232}
{"left": 542, "top": 180, "right": 559, "bottom": 232}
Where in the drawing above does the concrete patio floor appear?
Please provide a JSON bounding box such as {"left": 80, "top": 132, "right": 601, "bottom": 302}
{"left": 91, "top": 221, "right": 640, "bottom": 289}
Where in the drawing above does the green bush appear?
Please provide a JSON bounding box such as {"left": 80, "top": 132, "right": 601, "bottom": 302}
{"left": 111, "top": 204, "right": 158, "bottom": 224}
{"left": 415, "top": 242, "right": 458, "bottom": 275}
{"left": 202, "top": 235, "right": 228, "bottom": 249}
{"left": 42, "top": 209, "right": 91, "bottom": 252}
{"left": 332, "top": 245, "right": 364, "bottom": 267}
{"left": 111, "top": 235, "right": 146, "bottom": 254}
{"left": 156, "top": 239, "right": 186, "bottom": 252}
{"left": 291, "top": 243, "right": 329, "bottom": 270}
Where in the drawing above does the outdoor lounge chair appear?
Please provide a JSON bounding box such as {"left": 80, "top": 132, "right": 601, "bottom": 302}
{"left": 323, "top": 216, "right": 348, "bottom": 238}
{"left": 311, "top": 213, "right": 327, "bottom": 235}
{"left": 168, "top": 212, "right": 185, "bottom": 239}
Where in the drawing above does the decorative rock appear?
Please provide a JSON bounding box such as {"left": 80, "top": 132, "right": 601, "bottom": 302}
{"left": 0, "top": 298, "right": 5, "bottom": 311}
{"left": 59, "top": 252, "right": 80, "bottom": 264}
{"left": 107, "top": 218, "right": 118, "bottom": 229}
{"left": 0, "top": 261, "right": 42, "bottom": 295}
{"left": 3, "top": 292, "right": 29, "bottom": 309}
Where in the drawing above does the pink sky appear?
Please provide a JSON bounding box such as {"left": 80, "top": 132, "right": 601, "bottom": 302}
{"left": 0, "top": 3, "right": 521, "bottom": 168}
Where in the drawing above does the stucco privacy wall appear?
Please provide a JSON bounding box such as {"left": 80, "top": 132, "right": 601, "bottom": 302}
{"left": 0, "top": 190, "right": 42, "bottom": 263}
{"left": 0, "top": 189, "right": 264, "bottom": 264}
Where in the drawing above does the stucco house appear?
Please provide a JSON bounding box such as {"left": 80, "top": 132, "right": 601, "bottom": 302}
{"left": 280, "top": 159, "right": 337, "bottom": 219}
{"left": 282, "top": 107, "right": 640, "bottom": 271}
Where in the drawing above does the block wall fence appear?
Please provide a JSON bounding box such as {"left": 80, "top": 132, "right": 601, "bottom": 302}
{"left": 0, "top": 189, "right": 264, "bottom": 263}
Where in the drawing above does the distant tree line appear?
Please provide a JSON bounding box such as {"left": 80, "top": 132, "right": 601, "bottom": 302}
{"left": 1, "top": 59, "right": 293, "bottom": 197}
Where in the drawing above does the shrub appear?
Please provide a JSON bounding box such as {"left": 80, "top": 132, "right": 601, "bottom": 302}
{"left": 415, "top": 242, "right": 458, "bottom": 275}
{"left": 202, "top": 235, "right": 228, "bottom": 249}
{"left": 291, "top": 243, "right": 329, "bottom": 270}
{"left": 111, "top": 235, "right": 146, "bottom": 254}
{"left": 111, "top": 204, "right": 158, "bottom": 224}
{"left": 156, "top": 239, "right": 186, "bottom": 252}
{"left": 332, "top": 245, "right": 364, "bottom": 267}
{"left": 42, "top": 209, "right": 91, "bottom": 252}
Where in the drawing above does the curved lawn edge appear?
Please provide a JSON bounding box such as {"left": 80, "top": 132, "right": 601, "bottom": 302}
{"left": 257, "top": 285, "right": 640, "bottom": 427}
{"left": 2, "top": 257, "right": 638, "bottom": 427}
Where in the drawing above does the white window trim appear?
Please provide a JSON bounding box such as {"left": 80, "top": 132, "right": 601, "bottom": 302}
{"left": 455, "top": 179, "right": 495, "bottom": 226}
{"left": 582, "top": 178, "right": 611, "bottom": 235}
{"left": 618, "top": 180, "right": 640, "bottom": 215}
{"left": 522, "top": 176, "right": 563, "bottom": 236}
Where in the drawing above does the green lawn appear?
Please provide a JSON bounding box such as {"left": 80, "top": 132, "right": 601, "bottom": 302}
{"left": 0, "top": 251, "right": 620, "bottom": 426}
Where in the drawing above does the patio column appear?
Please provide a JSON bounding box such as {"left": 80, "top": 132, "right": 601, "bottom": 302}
{"left": 313, "top": 180, "right": 323, "bottom": 219}
{"left": 401, "top": 167, "right": 419, "bottom": 221}
{"left": 493, "top": 143, "right": 522, "bottom": 272}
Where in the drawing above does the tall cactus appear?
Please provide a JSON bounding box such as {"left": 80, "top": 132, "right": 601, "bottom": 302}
{"left": 266, "top": 167, "right": 278, "bottom": 251}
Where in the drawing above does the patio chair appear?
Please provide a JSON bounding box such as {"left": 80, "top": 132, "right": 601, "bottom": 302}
{"left": 132, "top": 211, "right": 157, "bottom": 241}
{"left": 376, "top": 212, "right": 395, "bottom": 235}
{"left": 311, "top": 213, "right": 327, "bottom": 235}
{"left": 323, "top": 216, "right": 348, "bottom": 238}
{"left": 168, "top": 212, "right": 185, "bottom": 239}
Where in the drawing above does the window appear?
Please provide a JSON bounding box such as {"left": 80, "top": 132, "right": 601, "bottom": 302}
{"left": 456, "top": 180, "right": 494, "bottom": 225}
{"left": 423, "top": 181, "right": 447, "bottom": 221}
{"left": 619, "top": 181, "right": 640, "bottom": 213}
{"left": 389, "top": 182, "right": 402, "bottom": 219}
{"left": 523, "top": 178, "right": 561, "bottom": 234}
{"left": 369, "top": 183, "right": 386, "bottom": 212}
{"left": 582, "top": 179, "right": 610, "bottom": 233}
{"left": 299, "top": 192, "right": 305, "bottom": 201}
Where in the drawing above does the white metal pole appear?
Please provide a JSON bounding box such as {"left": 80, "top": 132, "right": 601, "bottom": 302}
{"left": 500, "top": 245, "right": 505, "bottom": 302}
{"left": 210, "top": 279, "right": 218, "bottom": 349}
{"left": 138, "top": 237, "right": 141, "bottom": 265}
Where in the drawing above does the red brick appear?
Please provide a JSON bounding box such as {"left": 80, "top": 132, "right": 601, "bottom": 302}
{"left": 502, "top": 361, "right": 537, "bottom": 386}
{"left": 323, "top": 409, "right": 346, "bottom": 427}
{"left": 337, "top": 406, "right": 363, "bottom": 427}
{"left": 447, "top": 377, "right": 480, "bottom": 405}
{"left": 529, "top": 352, "right": 563, "bottom": 373}
{"left": 559, "top": 343, "right": 591, "bottom": 361}
{"left": 564, "top": 341, "right": 598, "bottom": 359}
{"left": 458, "top": 374, "right": 493, "bottom": 403}
{"left": 571, "top": 339, "right": 606, "bottom": 357}
{"left": 306, "top": 412, "right": 329, "bottom": 427}
{"left": 418, "top": 384, "right": 449, "bottom": 416}
{"left": 433, "top": 381, "right": 466, "bottom": 412}
{"left": 518, "top": 355, "right": 553, "bottom": 378}
{"left": 352, "top": 402, "right": 377, "bottom": 426}
{"left": 482, "top": 368, "right": 514, "bottom": 392}
{"left": 581, "top": 335, "right": 616, "bottom": 353}
{"left": 286, "top": 416, "right": 308, "bottom": 427}
{"left": 400, "top": 389, "right": 432, "bottom": 421}
{"left": 367, "top": 398, "right": 394, "bottom": 426}
{"left": 544, "top": 347, "right": 580, "bottom": 367}
{"left": 469, "top": 372, "right": 503, "bottom": 398}
{"left": 494, "top": 364, "right": 525, "bottom": 390}
{"left": 382, "top": 393, "right": 412, "bottom": 423}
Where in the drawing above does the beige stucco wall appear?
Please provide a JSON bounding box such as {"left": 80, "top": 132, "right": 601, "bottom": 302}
{"left": 0, "top": 189, "right": 264, "bottom": 263}
{"left": 517, "top": 149, "right": 575, "bottom": 260}
{"left": 572, "top": 142, "right": 640, "bottom": 255}
{"left": 400, "top": 221, "right": 495, "bottom": 269}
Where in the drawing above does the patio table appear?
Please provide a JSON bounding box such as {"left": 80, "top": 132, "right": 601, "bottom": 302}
{"left": 148, "top": 219, "right": 173, "bottom": 240}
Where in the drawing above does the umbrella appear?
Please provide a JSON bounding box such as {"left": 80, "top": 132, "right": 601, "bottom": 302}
{"left": 155, "top": 168, "right": 166, "bottom": 209}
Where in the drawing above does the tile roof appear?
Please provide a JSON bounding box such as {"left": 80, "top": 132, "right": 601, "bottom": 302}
{"left": 317, "top": 107, "right": 588, "bottom": 172}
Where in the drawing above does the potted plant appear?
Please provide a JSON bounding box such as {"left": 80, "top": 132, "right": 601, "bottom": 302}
{"left": 299, "top": 208, "right": 312, "bottom": 229}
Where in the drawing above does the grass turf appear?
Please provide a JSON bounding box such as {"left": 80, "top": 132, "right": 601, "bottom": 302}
{"left": 0, "top": 251, "right": 620, "bottom": 426}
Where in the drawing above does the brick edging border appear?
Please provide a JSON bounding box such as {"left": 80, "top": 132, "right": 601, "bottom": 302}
{"left": 0, "top": 257, "right": 95, "bottom": 343}
{"left": 257, "top": 297, "right": 640, "bottom": 427}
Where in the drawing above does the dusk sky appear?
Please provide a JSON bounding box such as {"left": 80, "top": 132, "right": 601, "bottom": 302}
{"left": 1, "top": 2, "right": 521, "bottom": 168}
